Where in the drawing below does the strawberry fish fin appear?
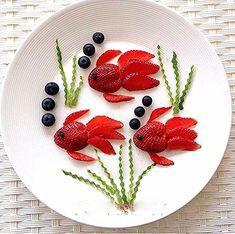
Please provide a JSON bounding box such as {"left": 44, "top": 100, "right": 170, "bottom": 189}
{"left": 88, "top": 137, "right": 116, "bottom": 155}
{"left": 148, "top": 152, "right": 174, "bottom": 166}
{"left": 86, "top": 116, "right": 123, "bottom": 130}
{"left": 64, "top": 109, "right": 90, "bottom": 125}
{"left": 96, "top": 50, "right": 122, "bottom": 66}
{"left": 103, "top": 93, "right": 134, "bottom": 103}
{"left": 165, "top": 117, "right": 197, "bottom": 131}
{"left": 147, "top": 106, "right": 172, "bottom": 123}
{"left": 167, "top": 137, "right": 201, "bottom": 151}
{"left": 67, "top": 150, "right": 95, "bottom": 161}
{"left": 88, "top": 126, "right": 125, "bottom": 140}
{"left": 166, "top": 128, "right": 198, "bottom": 140}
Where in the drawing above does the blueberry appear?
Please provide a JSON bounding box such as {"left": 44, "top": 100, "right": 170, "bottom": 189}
{"left": 42, "top": 98, "right": 55, "bottom": 111}
{"left": 41, "top": 113, "right": 55, "bottom": 127}
{"left": 134, "top": 106, "right": 145, "bottom": 117}
{"left": 45, "top": 82, "right": 59, "bottom": 95}
{"left": 129, "top": 118, "right": 141, "bottom": 130}
{"left": 92, "top": 32, "right": 105, "bottom": 44}
{"left": 78, "top": 56, "right": 91, "bottom": 69}
{"left": 142, "top": 96, "right": 152, "bottom": 107}
{"left": 83, "top": 43, "right": 95, "bottom": 56}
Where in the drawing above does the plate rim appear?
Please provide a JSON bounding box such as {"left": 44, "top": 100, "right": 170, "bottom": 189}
{"left": 0, "top": 0, "right": 232, "bottom": 228}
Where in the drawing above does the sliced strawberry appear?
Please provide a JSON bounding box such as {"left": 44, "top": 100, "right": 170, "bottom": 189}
{"left": 148, "top": 152, "right": 174, "bottom": 166}
{"left": 67, "top": 150, "right": 95, "bottom": 161}
{"left": 89, "top": 126, "right": 125, "bottom": 140}
{"left": 166, "top": 117, "right": 197, "bottom": 131}
{"left": 167, "top": 137, "right": 201, "bottom": 151}
{"left": 167, "top": 128, "right": 198, "bottom": 140}
{"left": 88, "top": 137, "right": 116, "bottom": 155}
{"left": 103, "top": 93, "right": 134, "bottom": 103}
{"left": 63, "top": 109, "right": 90, "bottom": 125}
{"left": 88, "top": 64, "right": 122, "bottom": 93}
{"left": 120, "top": 60, "right": 159, "bottom": 79}
{"left": 118, "top": 50, "right": 155, "bottom": 68}
{"left": 148, "top": 106, "right": 172, "bottom": 123}
{"left": 122, "top": 73, "right": 159, "bottom": 91}
{"left": 96, "top": 50, "right": 122, "bottom": 66}
{"left": 86, "top": 116, "right": 123, "bottom": 131}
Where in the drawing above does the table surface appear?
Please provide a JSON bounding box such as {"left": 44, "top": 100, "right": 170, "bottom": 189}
{"left": 0, "top": 0, "right": 235, "bottom": 233}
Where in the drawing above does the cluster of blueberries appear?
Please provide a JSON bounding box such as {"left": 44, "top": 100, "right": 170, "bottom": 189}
{"left": 78, "top": 32, "right": 105, "bottom": 69}
{"left": 41, "top": 82, "right": 59, "bottom": 127}
{"left": 129, "top": 96, "right": 152, "bottom": 130}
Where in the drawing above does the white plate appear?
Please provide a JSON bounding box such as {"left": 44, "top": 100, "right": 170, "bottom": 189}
{"left": 1, "top": 0, "right": 231, "bottom": 228}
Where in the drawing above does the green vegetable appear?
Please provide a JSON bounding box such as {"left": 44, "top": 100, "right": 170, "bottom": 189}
{"left": 156, "top": 45, "right": 195, "bottom": 114}
{"left": 56, "top": 39, "right": 68, "bottom": 102}
{"left": 171, "top": 52, "right": 180, "bottom": 114}
{"left": 118, "top": 144, "right": 127, "bottom": 203}
{"left": 62, "top": 170, "right": 116, "bottom": 206}
{"left": 128, "top": 139, "right": 134, "bottom": 200}
{"left": 157, "top": 45, "right": 174, "bottom": 105}
{"left": 129, "top": 163, "right": 155, "bottom": 203}
{"left": 179, "top": 65, "right": 195, "bottom": 110}
{"left": 56, "top": 40, "right": 83, "bottom": 107}
{"left": 62, "top": 140, "right": 155, "bottom": 212}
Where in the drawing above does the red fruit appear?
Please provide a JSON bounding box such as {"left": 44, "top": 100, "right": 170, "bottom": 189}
{"left": 96, "top": 50, "right": 122, "bottom": 66}
{"left": 118, "top": 50, "right": 155, "bottom": 68}
{"left": 67, "top": 150, "right": 95, "bottom": 161}
{"left": 133, "top": 121, "right": 167, "bottom": 153}
{"left": 149, "top": 152, "right": 174, "bottom": 166}
{"left": 167, "top": 128, "right": 198, "bottom": 140}
{"left": 167, "top": 137, "right": 201, "bottom": 151}
{"left": 54, "top": 122, "right": 88, "bottom": 151}
{"left": 88, "top": 126, "right": 125, "bottom": 140}
{"left": 148, "top": 107, "right": 172, "bottom": 123}
{"left": 120, "top": 60, "right": 160, "bottom": 79}
{"left": 88, "top": 64, "right": 122, "bottom": 93}
{"left": 88, "top": 137, "right": 116, "bottom": 155}
{"left": 103, "top": 93, "right": 134, "bottom": 103}
{"left": 122, "top": 73, "right": 160, "bottom": 91}
{"left": 86, "top": 116, "right": 123, "bottom": 131}
{"left": 166, "top": 117, "right": 197, "bottom": 131}
{"left": 63, "top": 109, "right": 89, "bottom": 125}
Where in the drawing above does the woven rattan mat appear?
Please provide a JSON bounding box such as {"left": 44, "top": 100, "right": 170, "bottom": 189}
{"left": 0, "top": 0, "right": 235, "bottom": 233}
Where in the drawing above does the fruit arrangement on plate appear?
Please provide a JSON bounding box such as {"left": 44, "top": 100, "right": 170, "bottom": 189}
{"left": 41, "top": 32, "right": 201, "bottom": 211}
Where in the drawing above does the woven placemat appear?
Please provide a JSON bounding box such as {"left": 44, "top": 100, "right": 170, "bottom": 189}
{"left": 0, "top": 0, "right": 234, "bottom": 233}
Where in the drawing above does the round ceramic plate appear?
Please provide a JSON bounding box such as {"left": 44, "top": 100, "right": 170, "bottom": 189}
{"left": 1, "top": 0, "right": 231, "bottom": 228}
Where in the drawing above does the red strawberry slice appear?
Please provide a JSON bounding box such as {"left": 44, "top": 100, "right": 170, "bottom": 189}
{"left": 118, "top": 50, "right": 155, "bottom": 68}
{"left": 120, "top": 60, "right": 160, "bottom": 79}
{"left": 166, "top": 117, "right": 197, "bottom": 131}
{"left": 148, "top": 107, "right": 172, "bottom": 123}
{"left": 96, "top": 50, "right": 122, "bottom": 66}
{"left": 88, "top": 137, "right": 116, "bottom": 155}
{"left": 148, "top": 152, "right": 174, "bottom": 166}
{"left": 167, "top": 128, "right": 198, "bottom": 140}
{"left": 67, "top": 150, "right": 95, "bottom": 161}
{"left": 122, "top": 73, "right": 160, "bottom": 91}
{"left": 88, "top": 126, "right": 125, "bottom": 140}
{"left": 86, "top": 116, "right": 123, "bottom": 131}
{"left": 63, "top": 109, "right": 90, "bottom": 125}
{"left": 167, "top": 137, "right": 201, "bottom": 151}
{"left": 103, "top": 93, "right": 134, "bottom": 103}
{"left": 88, "top": 64, "right": 122, "bottom": 93}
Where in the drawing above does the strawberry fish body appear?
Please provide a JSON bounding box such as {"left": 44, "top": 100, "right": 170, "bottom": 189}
{"left": 54, "top": 122, "right": 88, "bottom": 151}
{"left": 133, "top": 121, "right": 167, "bottom": 153}
{"left": 54, "top": 110, "right": 125, "bottom": 160}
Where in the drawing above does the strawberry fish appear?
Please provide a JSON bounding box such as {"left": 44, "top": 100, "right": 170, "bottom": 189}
{"left": 133, "top": 107, "right": 201, "bottom": 166}
{"left": 88, "top": 50, "right": 160, "bottom": 103}
{"left": 54, "top": 110, "right": 125, "bottom": 161}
